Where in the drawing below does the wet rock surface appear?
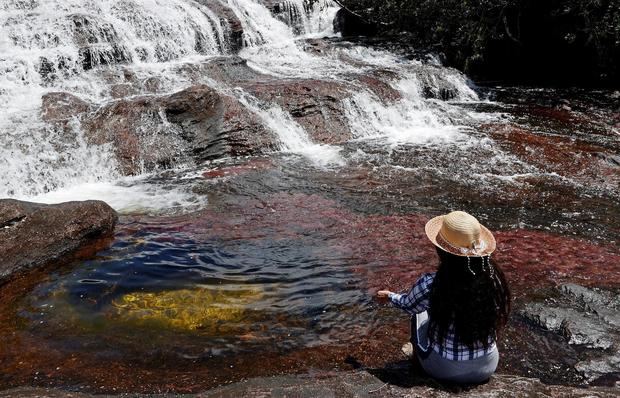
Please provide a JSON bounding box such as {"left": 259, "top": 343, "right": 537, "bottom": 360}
{"left": 83, "top": 85, "right": 223, "bottom": 174}
{"left": 203, "top": 372, "right": 620, "bottom": 397}
{"left": 0, "top": 199, "right": 117, "bottom": 286}
{"left": 242, "top": 79, "right": 352, "bottom": 144}
{"left": 352, "top": 73, "right": 402, "bottom": 103}
{"left": 41, "top": 92, "right": 92, "bottom": 123}
{"left": 210, "top": 95, "right": 278, "bottom": 158}
{"left": 520, "top": 284, "right": 620, "bottom": 384}
{"left": 191, "top": 56, "right": 268, "bottom": 84}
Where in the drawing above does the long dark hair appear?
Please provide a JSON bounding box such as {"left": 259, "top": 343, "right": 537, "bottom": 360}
{"left": 428, "top": 248, "right": 511, "bottom": 349}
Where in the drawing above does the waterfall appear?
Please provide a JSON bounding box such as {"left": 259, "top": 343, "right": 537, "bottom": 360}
{"left": 342, "top": 70, "right": 478, "bottom": 145}
{"left": 0, "top": 0, "right": 486, "bottom": 208}
{"left": 270, "top": 0, "right": 339, "bottom": 36}
{"left": 0, "top": 0, "right": 228, "bottom": 199}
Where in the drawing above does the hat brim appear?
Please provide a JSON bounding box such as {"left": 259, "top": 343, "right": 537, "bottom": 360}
{"left": 425, "top": 215, "right": 496, "bottom": 257}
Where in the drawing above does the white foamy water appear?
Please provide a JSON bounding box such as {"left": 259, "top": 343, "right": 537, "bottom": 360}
{"left": 1, "top": 0, "right": 490, "bottom": 210}
{"left": 340, "top": 65, "right": 483, "bottom": 146}
{"left": 23, "top": 177, "right": 206, "bottom": 214}
{"left": 0, "top": 0, "right": 229, "bottom": 206}
{"left": 236, "top": 90, "right": 344, "bottom": 167}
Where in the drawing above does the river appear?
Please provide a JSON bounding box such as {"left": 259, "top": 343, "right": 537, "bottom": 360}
{"left": 0, "top": 0, "right": 619, "bottom": 392}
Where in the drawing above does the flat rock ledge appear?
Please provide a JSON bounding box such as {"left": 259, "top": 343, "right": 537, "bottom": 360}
{"left": 0, "top": 199, "right": 117, "bottom": 285}
{"left": 520, "top": 284, "right": 620, "bottom": 383}
{"left": 0, "top": 372, "right": 617, "bottom": 397}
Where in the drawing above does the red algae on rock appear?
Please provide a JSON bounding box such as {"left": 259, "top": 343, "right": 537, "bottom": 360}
{"left": 483, "top": 123, "right": 620, "bottom": 189}
{"left": 124, "top": 192, "right": 619, "bottom": 298}
{"left": 1, "top": 192, "right": 619, "bottom": 393}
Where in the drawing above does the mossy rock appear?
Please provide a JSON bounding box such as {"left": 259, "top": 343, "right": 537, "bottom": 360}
{"left": 109, "top": 287, "right": 263, "bottom": 333}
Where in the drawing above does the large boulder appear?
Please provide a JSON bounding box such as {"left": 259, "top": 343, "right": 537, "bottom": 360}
{"left": 178, "top": 57, "right": 367, "bottom": 150}
{"left": 82, "top": 84, "right": 223, "bottom": 174}
{"left": 0, "top": 199, "right": 117, "bottom": 285}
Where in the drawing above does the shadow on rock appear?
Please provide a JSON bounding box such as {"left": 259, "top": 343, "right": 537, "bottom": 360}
{"left": 346, "top": 356, "right": 488, "bottom": 393}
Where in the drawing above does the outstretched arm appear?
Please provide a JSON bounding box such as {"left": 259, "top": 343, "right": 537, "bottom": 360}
{"left": 376, "top": 273, "right": 435, "bottom": 315}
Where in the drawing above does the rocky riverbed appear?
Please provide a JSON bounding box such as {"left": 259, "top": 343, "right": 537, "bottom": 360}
{"left": 1, "top": 0, "right": 619, "bottom": 396}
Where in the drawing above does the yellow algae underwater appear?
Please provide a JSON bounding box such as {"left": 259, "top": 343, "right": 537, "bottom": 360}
{"left": 110, "top": 287, "right": 263, "bottom": 333}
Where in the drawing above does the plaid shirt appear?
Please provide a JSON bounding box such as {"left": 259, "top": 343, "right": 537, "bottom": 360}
{"left": 389, "top": 272, "right": 496, "bottom": 361}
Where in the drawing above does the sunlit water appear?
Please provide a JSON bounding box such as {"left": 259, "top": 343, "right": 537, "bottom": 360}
{"left": 1, "top": 0, "right": 619, "bottom": 391}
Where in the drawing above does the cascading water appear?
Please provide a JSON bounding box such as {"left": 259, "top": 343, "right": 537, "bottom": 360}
{"left": 0, "top": 0, "right": 230, "bottom": 206}
{"left": 1, "top": 0, "right": 491, "bottom": 210}
{"left": 235, "top": 89, "right": 345, "bottom": 167}
{"left": 2, "top": 1, "right": 619, "bottom": 391}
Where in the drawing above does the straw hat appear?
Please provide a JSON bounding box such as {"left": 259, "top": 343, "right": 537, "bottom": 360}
{"left": 425, "top": 211, "right": 496, "bottom": 257}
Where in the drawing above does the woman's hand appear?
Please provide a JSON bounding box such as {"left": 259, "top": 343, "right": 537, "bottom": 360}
{"left": 376, "top": 290, "right": 393, "bottom": 302}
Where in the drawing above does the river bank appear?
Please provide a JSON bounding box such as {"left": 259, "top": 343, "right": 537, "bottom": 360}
{"left": 2, "top": 371, "right": 619, "bottom": 397}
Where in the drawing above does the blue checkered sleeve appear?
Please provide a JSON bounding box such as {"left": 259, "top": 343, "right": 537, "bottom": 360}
{"left": 388, "top": 273, "right": 435, "bottom": 315}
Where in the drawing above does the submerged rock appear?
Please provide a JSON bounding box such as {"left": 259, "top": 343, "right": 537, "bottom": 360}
{"left": 109, "top": 287, "right": 263, "bottom": 333}
{"left": 0, "top": 199, "right": 117, "bottom": 285}
{"left": 483, "top": 123, "right": 620, "bottom": 191}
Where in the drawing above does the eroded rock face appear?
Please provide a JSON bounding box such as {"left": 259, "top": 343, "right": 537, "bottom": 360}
{"left": 242, "top": 79, "right": 352, "bottom": 144}
{"left": 520, "top": 284, "right": 620, "bottom": 383}
{"left": 0, "top": 199, "right": 117, "bottom": 285}
{"left": 215, "top": 94, "right": 278, "bottom": 158}
{"left": 82, "top": 84, "right": 223, "bottom": 174}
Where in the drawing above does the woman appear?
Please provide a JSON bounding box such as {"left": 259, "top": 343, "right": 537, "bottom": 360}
{"left": 378, "top": 211, "right": 511, "bottom": 384}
